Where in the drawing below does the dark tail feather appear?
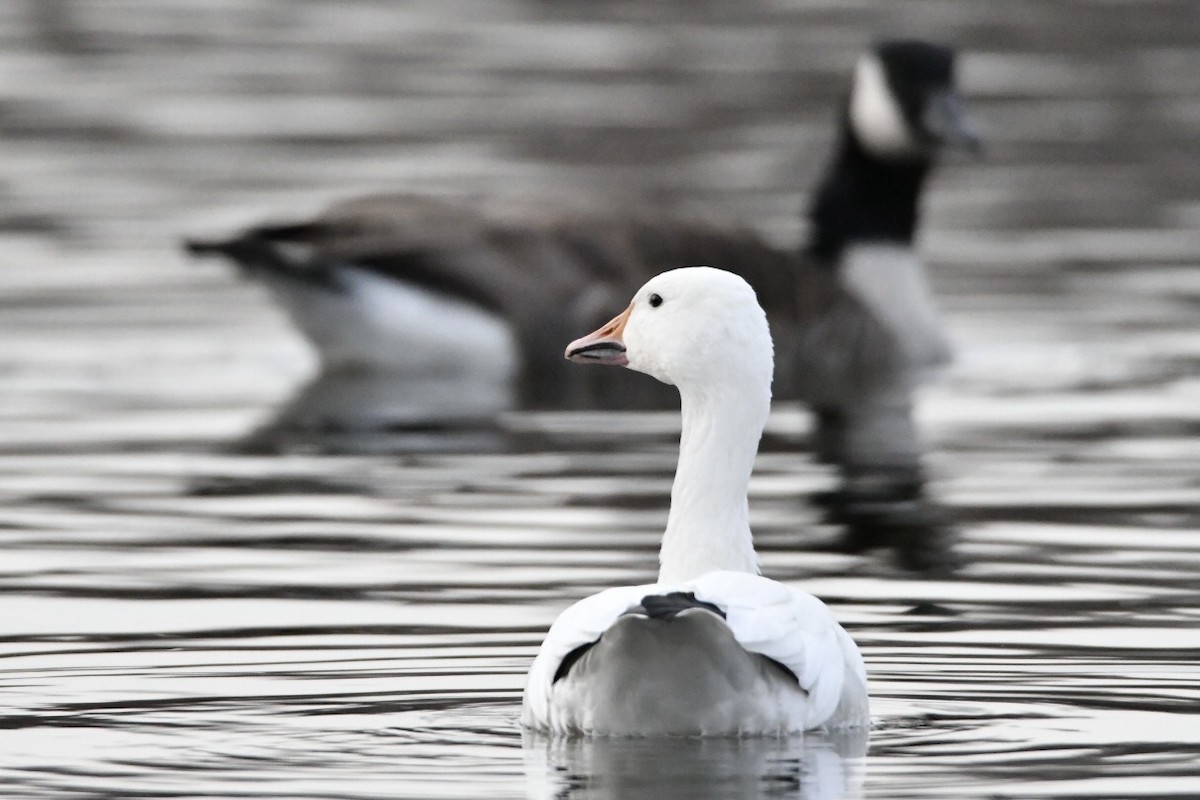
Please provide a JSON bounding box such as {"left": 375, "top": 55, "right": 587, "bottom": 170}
{"left": 182, "top": 233, "right": 278, "bottom": 264}
{"left": 181, "top": 232, "right": 343, "bottom": 291}
{"left": 183, "top": 236, "right": 233, "bottom": 258}
{"left": 184, "top": 220, "right": 321, "bottom": 257}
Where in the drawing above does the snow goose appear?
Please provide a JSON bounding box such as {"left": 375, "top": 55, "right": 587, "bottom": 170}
{"left": 521, "top": 267, "right": 869, "bottom": 736}
{"left": 186, "top": 40, "right": 978, "bottom": 572}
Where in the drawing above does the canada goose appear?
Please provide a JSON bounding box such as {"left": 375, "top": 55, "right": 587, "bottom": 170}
{"left": 522, "top": 267, "right": 869, "bottom": 736}
{"left": 186, "top": 40, "right": 978, "bottom": 573}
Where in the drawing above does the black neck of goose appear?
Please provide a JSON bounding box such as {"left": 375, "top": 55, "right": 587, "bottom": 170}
{"left": 807, "top": 121, "right": 932, "bottom": 267}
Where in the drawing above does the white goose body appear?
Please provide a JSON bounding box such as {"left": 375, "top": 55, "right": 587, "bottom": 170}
{"left": 523, "top": 572, "right": 868, "bottom": 736}
{"left": 521, "top": 267, "right": 869, "bottom": 736}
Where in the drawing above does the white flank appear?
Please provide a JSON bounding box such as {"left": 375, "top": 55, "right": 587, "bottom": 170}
{"left": 260, "top": 264, "right": 519, "bottom": 384}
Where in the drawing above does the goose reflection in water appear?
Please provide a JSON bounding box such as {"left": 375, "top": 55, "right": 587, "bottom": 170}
{"left": 233, "top": 366, "right": 516, "bottom": 454}
{"left": 523, "top": 729, "right": 868, "bottom": 800}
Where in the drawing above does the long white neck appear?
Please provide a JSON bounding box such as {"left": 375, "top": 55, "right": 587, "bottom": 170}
{"left": 658, "top": 381, "right": 770, "bottom": 583}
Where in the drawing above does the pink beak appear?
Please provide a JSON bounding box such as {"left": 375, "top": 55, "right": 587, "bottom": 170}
{"left": 565, "top": 305, "right": 632, "bottom": 367}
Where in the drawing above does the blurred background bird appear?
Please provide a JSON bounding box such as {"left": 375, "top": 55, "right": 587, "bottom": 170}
{"left": 187, "top": 39, "right": 979, "bottom": 573}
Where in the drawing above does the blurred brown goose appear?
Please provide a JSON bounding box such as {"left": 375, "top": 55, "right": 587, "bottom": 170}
{"left": 186, "top": 40, "right": 979, "bottom": 572}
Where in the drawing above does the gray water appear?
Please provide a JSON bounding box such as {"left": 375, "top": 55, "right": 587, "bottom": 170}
{"left": 2, "top": 1, "right": 1199, "bottom": 797}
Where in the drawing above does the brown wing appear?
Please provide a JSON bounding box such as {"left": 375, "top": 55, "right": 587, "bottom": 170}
{"left": 186, "top": 195, "right": 914, "bottom": 411}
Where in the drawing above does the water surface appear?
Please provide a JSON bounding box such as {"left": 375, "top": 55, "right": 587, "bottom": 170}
{"left": 1, "top": 1, "right": 1198, "bottom": 797}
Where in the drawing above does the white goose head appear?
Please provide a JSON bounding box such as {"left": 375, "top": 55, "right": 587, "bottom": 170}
{"left": 565, "top": 266, "right": 773, "bottom": 399}
{"left": 565, "top": 267, "right": 774, "bottom": 583}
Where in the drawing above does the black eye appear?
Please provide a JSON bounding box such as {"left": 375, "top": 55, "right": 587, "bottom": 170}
{"left": 649, "top": 293, "right": 663, "bottom": 308}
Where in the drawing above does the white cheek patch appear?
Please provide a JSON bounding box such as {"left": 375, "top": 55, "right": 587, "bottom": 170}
{"left": 849, "top": 54, "right": 921, "bottom": 159}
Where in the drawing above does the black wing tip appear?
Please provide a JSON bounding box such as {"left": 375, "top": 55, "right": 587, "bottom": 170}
{"left": 637, "top": 591, "right": 725, "bottom": 620}
{"left": 552, "top": 641, "right": 596, "bottom": 684}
